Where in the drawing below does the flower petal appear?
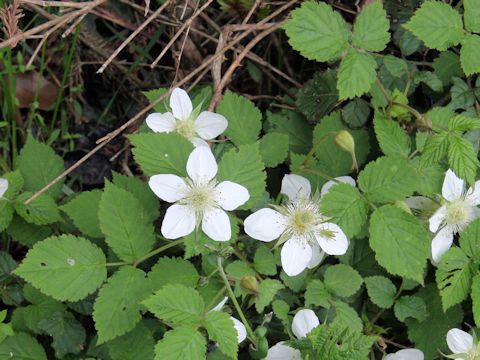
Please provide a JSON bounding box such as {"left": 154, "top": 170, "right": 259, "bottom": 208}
{"left": 281, "top": 174, "right": 311, "bottom": 201}
{"left": 442, "top": 169, "right": 465, "bottom": 201}
{"left": 405, "top": 196, "right": 435, "bottom": 210}
{"left": 385, "top": 349, "right": 424, "bottom": 360}
{"left": 161, "top": 204, "right": 196, "bottom": 239}
{"left": 428, "top": 205, "right": 447, "bottom": 233}
{"left": 291, "top": 309, "right": 320, "bottom": 339}
{"left": 145, "top": 112, "right": 176, "bottom": 133}
{"left": 315, "top": 222, "right": 349, "bottom": 255}
{"left": 202, "top": 208, "right": 231, "bottom": 242}
{"left": 210, "top": 297, "right": 228, "bottom": 312}
{"left": 195, "top": 111, "right": 228, "bottom": 140}
{"left": 307, "top": 242, "right": 324, "bottom": 269}
{"left": 186, "top": 147, "right": 218, "bottom": 184}
{"left": 320, "top": 176, "right": 356, "bottom": 197}
{"left": 431, "top": 226, "right": 454, "bottom": 264}
{"left": 465, "top": 180, "right": 480, "bottom": 206}
{"left": 265, "top": 342, "right": 302, "bottom": 360}
{"left": 170, "top": 88, "right": 192, "bottom": 120}
{"left": 447, "top": 328, "right": 473, "bottom": 354}
{"left": 244, "top": 208, "right": 287, "bottom": 242}
{"left": 231, "top": 317, "right": 247, "bottom": 343}
{"left": 215, "top": 181, "right": 249, "bottom": 211}
{"left": 148, "top": 174, "right": 188, "bottom": 203}
{"left": 191, "top": 137, "right": 209, "bottom": 147}
{"left": 281, "top": 238, "right": 312, "bottom": 276}
{"left": 0, "top": 178, "right": 8, "bottom": 198}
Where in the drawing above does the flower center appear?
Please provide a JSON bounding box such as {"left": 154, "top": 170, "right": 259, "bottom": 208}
{"left": 282, "top": 198, "right": 323, "bottom": 242}
{"left": 467, "top": 345, "right": 480, "bottom": 360}
{"left": 175, "top": 119, "right": 197, "bottom": 140}
{"left": 293, "top": 210, "right": 314, "bottom": 233}
{"left": 181, "top": 180, "right": 217, "bottom": 214}
{"left": 445, "top": 199, "right": 470, "bottom": 230}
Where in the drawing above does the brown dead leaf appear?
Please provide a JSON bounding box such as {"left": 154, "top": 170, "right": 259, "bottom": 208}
{"left": 15, "top": 72, "right": 58, "bottom": 110}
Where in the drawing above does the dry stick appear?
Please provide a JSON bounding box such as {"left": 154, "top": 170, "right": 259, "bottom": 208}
{"left": 96, "top": 0, "right": 171, "bottom": 73}
{"left": 26, "top": 17, "right": 65, "bottom": 67}
{"left": 24, "top": 0, "right": 297, "bottom": 204}
{"left": 20, "top": 0, "right": 96, "bottom": 8}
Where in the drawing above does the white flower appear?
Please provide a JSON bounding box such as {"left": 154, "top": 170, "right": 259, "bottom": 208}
{"left": 264, "top": 309, "right": 319, "bottom": 360}
{"left": 149, "top": 147, "right": 249, "bottom": 241}
{"left": 446, "top": 328, "right": 480, "bottom": 359}
{"left": 0, "top": 178, "right": 8, "bottom": 198}
{"left": 384, "top": 348, "right": 424, "bottom": 360}
{"left": 244, "top": 174, "right": 349, "bottom": 276}
{"left": 146, "top": 88, "right": 228, "bottom": 147}
{"left": 210, "top": 297, "right": 247, "bottom": 343}
{"left": 320, "top": 175, "right": 356, "bottom": 197}
{"left": 428, "top": 169, "right": 480, "bottom": 263}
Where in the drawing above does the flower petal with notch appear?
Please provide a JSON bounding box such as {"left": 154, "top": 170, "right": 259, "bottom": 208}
{"left": 0, "top": 178, "right": 8, "bottom": 198}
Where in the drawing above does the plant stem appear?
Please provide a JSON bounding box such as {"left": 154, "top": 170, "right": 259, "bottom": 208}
{"left": 301, "top": 132, "right": 335, "bottom": 167}
{"left": 106, "top": 261, "right": 130, "bottom": 267}
{"left": 133, "top": 238, "right": 184, "bottom": 267}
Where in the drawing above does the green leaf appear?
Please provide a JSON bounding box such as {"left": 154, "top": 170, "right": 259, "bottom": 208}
{"left": 259, "top": 133, "right": 289, "bottom": 168}
{"left": 364, "top": 276, "right": 397, "bottom": 309}
{"left": 331, "top": 301, "right": 363, "bottom": 332}
{"left": 464, "top": 0, "right": 480, "bottom": 33}
{"left": 324, "top": 264, "right": 363, "bottom": 298}
{"left": 267, "top": 111, "right": 312, "bottom": 154}
{"left": 337, "top": 50, "right": 377, "bottom": 100}
{"left": 6, "top": 216, "right": 51, "bottom": 248}
{"left": 204, "top": 311, "right": 238, "bottom": 359}
{"left": 420, "top": 133, "right": 450, "bottom": 165}
{"left": 352, "top": 1, "right": 390, "bottom": 52}
{"left": 449, "top": 77, "right": 475, "bottom": 110}
{"left": 304, "top": 279, "right": 331, "bottom": 308}
{"left": 14, "top": 235, "right": 107, "bottom": 301}
{"left": 61, "top": 190, "right": 103, "bottom": 238}
{"left": 15, "top": 192, "right": 61, "bottom": 225}
{"left": 108, "top": 322, "right": 155, "bottom": 360}
{"left": 284, "top": 1, "right": 349, "bottom": 62}
{"left": 369, "top": 205, "right": 430, "bottom": 283}
{"left": 436, "top": 247, "right": 473, "bottom": 311}
{"left": 394, "top": 295, "right": 427, "bottom": 322}
{"left": 461, "top": 35, "right": 480, "bottom": 76}
{"left": 471, "top": 274, "right": 480, "bottom": 327}
{"left": 148, "top": 257, "right": 200, "bottom": 291}
{"left": 255, "top": 279, "right": 284, "bottom": 313}
{"left": 383, "top": 55, "right": 408, "bottom": 78}
{"left": 154, "top": 328, "right": 206, "bottom": 360}
{"left": 342, "top": 99, "right": 371, "bottom": 128}
{"left": 217, "top": 143, "right": 266, "bottom": 210}
{"left": 449, "top": 115, "right": 480, "bottom": 132}
{"left": 0, "top": 332, "right": 47, "bottom": 360}
{"left": 143, "top": 88, "right": 169, "bottom": 113}
{"left": 358, "top": 157, "right": 418, "bottom": 203}
{"left": 433, "top": 51, "right": 463, "bottom": 86}
{"left": 17, "top": 134, "right": 64, "bottom": 198}
{"left": 217, "top": 91, "right": 261, "bottom": 146}
{"left": 253, "top": 245, "right": 277, "bottom": 276}
{"left": 373, "top": 113, "right": 411, "bottom": 158}
{"left": 448, "top": 134, "right": 479, "bottom": 184}
{"left": 143, "top": 284, "right": 204, "bottom": 325}
{"left": 404, "top": 1, "right": 464, "bottom": 51}
{"left": 413, "top": 71, "right": 443, "bottom": 92}
{"left": 99, "top": 182, "right": 155, "bottom": 262}
{"left": 93, "top": 266, "right": 152, "bottom": 344}
{"left": 129, "top": 132, "right": 193, "bottom": 176}
{"left": 0, "top": 200, "right": 14, "bottom": 232}
{"left": 459, "top": 219, "right": 480, "bottom": 259}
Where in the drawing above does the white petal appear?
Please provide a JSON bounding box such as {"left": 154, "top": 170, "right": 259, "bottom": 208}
{"left": 244, "top": 208, "right": 287, "bottom": 242}
{"left": 161, "top": 204, "right": 196, "bottom": 239}
{"left": 210, "top": 296, "right": 228, "bottom": 312}
{"left": 465, "top": 180, "right": 480, "bottom": 206}
{"left": 447, "top": 328, "right": 473, "bottom": 354}
{"left": 315, "top": 223, "right": 349, "bottom": 255}
{"left": 191, "top": 137, "right": 209, "bottom": 147}
{"left": 291, "top": 309, "right": 320, "bottom": 338}
{"left": 265, "top": 342, "right": 302, "bottom": 360}
{"left": 442, "top": 169, "right": 465, "bottom": 201}
{"left": 145, "top": 112, "right": 176, "bottom": 133}
{"left": 429, "top": 205, "right": 447, "bottom": 233}
{"left": 170, "top": 88, "right": 192, "bottom": 120}
{"left": 202, "top": 208, "right": 231, "bottom": 242}
{"left": 431, "top": 226, "right": 454, "bottom": 264}
{"left": 186, "top": 147, "right": 218, "bottom": 184}
{"left": 385, "top": 349, "right": 424, "bottom": 360}
{"left": 281, "top": 238, "right": 312, "bottom": 277}
{"left": 405, "top": 196, "right": 435, "bottom": 210}
{"left": 195, "top": 111, "right": 228, "bottom": 140}
{"left": 0, "top": 178, "right": 8, "bottom": 198}
{"left": 231, "top": 317, "right": 247, "bottom": 343}
{"left": 320, "top": 176, "right": 356, "bottom": 197}
{"left": 215, "top": 181, "right": 249, "bottom": 211}
{"left": 281, "top": 174, "right": 311, "bottom": 201}
{"left": 307, "top": 242, "right": 324, "bottom": 269}
{"left": 148, "top": 174, "right": 188, "bottom": 203}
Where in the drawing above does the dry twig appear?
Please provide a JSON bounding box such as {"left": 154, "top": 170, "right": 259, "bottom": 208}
{"left": 0, "top": 0, "right": 24, "bottom": 48}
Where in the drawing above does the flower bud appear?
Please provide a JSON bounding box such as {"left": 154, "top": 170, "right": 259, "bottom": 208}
{"left": 335, "top": 130, "right": 358, "bottom": 171}
{"left": 240, "top": 275, "right": 259, "bottom": 294}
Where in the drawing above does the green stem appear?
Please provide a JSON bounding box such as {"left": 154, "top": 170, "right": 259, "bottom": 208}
{"left": 133, "top": 238, "right": 184, "bottom": 267}
{"left": 217, "top": 256, "right": 257, "bottom": 346}
{"left": 375, "top": 78, "right": 392, "bottom": 106}
{"left": 371, "top": 281, "right": 404, "bottom": 325}
{"left": 106, "top": 261, "right": 130, "bottom": 267}
{"left": 301, "top": 132, "right": 335, "bottom": 167}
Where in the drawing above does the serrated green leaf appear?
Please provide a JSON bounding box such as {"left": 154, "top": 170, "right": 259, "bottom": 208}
{"left": 255, "top": 279, "right": 284, "bottom": 313}
{"left": 61, "top": 190, "right": 103, "bottom": 238}
{"left": 459, "top": 219, "right": 480, "bottom": 259}
{"left": 449, "top": 115, "right": 480, "bottom": 132}
{"left": 394, "top": 26, "right": 422, "bottom": 57}
{"left": 383, "top": 55, "right": 408, "bottom": 78}
{"left": 272, "top": 299, "right": 290, "bottom": 324}
{"left": 280, "top": 270, "right": 308, "bottom": 293}
{"left": 216, "top": 143, "right": 265, "bottom": 210}
{"left": 108, "top": 322, "right": 155, "bottom": 360}
{"left": 433, "top": 51, "right": 463, "bottom": 86}
{"left": 369, "top": 205, "right": 430, "bottom": 283}
{"left": 352, "top": 1, "right": 390, "bottom": 52}
{"left": 464, "top": 0, "right": 480, "bottom": 33}
{"left": 94, "top": 266, "right": 152, "bottom": 344}
{"left": 364, "top": 276, "right": 397, "bottom": 309}
{"left": 331, "top": 301, "right": 362, "bottom": 332}
{"left": 14, "top": 235, "right": 107, "bottom": 301}
{"left": 414, "top": 71, "right": 443, "bottom": 92}
{"left": 337, "top": 50, "right": 377, "bottom": 100}
{"left": 6, "top": 216, "right": 51, "bottom": 248}
{"left": 447, "top": 134, "right": 479, "bottom": 184}
{"left": 143, "top": 284, "right": 204, "bottom": 325}
{"left": 0, "top": 200, "right": 14, "bottom": 231}
{"left": 216, "top": 91, "right": 261, "bottom": 146}
{"left": 471, "top": 273, "right": 480, "bottom": 327}
{"left": 143, "top": 88, "right": 169, "bottom": 113}
{"left": 154, "top": 328, "right": 206, "bottom": 360}
{"left": 449, "top": 77, "right": 475, "bottom": 110}
{"left": 411, "top": 162, "right": 444, "bottom": 197}
{"left": 129, "top": 132, "right": 193, "bottom": 176}
{"left": 148, "top": 257, "right": 200, "bottom": 291}
{"left": 394, "top": 295, "right": 427, "bottom": 322}
{"left": 204, "top": 311, "right": 238, "bottom": 359}
{"left": 15, "top": 192, "right": 61, "bottom": 225}
{"left": 341, "top": 99, "right": 371, "bottom": 128}
{"left": 420, "top": 133, "right": 449, "bottom": 166}
{"left": 0, "top": 332, "right": 47, "bottom": 359}
{"left": 374, "top": 112, "right": 411, "bottom": 158}
{"left": 284, "top": 1, "right": 349, "bottom": 62}
{"left": 324, "top": 264, "right": 363, "bottom": 298}
{"left": 461, "top": 34, "right": 480, "bottom": 77}
{"left": 99, "top": 182, "right": 155, "bottom": 262}
{"left": 267, "top": 111, "right": 312, "bottom": 154}
{"left": 259, "top": 133, "right": 289, "bottom": 168}
{"left": 253, "top": 245, "right": 277, "bottom": 276}
{"left": 404, "top": 1, "right": 464, "bottom": 51}
{"left": 305, "top": 279, "right": 331, "bottom": 308}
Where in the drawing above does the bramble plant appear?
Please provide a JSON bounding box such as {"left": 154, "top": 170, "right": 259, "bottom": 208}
{"left": 3, "top": 0, "right": 480, "bottom": 359}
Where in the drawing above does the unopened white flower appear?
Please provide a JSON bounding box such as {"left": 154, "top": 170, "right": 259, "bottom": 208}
{"left": 244, "top": 174, "right": 349, "bottom": 276}
{"left": 428, "top": 169, "right": 480, "bottom": 263}
{"left": 0, "top": 178, "right": 8, "bottom": 198}
{"left": 446, "top": 328, "right": 480, "bottom": 359}
{"left": 146, "top": 88, "right": 228, "bottom": 147}
{"left": 149, "top": 147, "right": 249, "bottom": 241}
{"left": 210, "top": 297, "right": 247, "bottom": 343}
{"left": 385, "top": 348, "right": 424, "bottom": 360}
{"left": 264, "top": 309, "right": 319, "bottom": 360}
